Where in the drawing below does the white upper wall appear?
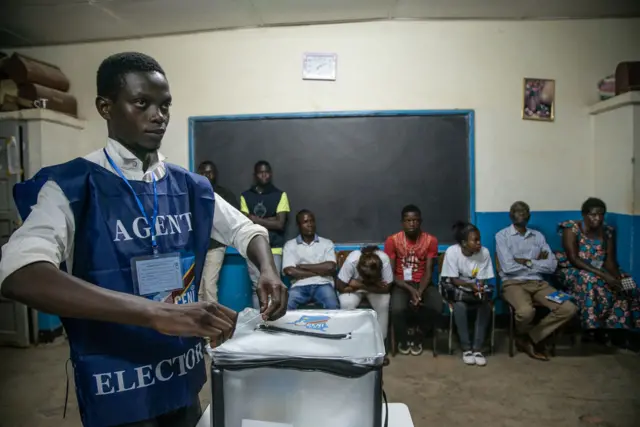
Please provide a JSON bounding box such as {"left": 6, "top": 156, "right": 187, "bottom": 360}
{"left": 14, "top": 19, "right": 640, "bottom": 212}
{"left": 592, "top": 106, "right": 635, "bottom": 215}
{"left": 589, "top": 92, "right": 640, "bottom": 216}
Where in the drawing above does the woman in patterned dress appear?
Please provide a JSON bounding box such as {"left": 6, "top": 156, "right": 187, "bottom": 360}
{"left": 555, "top": 198, "right": 640, "bottom": 340}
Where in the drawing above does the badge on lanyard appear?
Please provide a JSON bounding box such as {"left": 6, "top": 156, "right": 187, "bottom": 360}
{"left": 403, "top": 266, "right": 413, "bottom": 281}
{"left": 131, "top": 252, "right": 183, "bottom": 296}
{"left": 104, "top": 149, "right": 183, "bottom": 297}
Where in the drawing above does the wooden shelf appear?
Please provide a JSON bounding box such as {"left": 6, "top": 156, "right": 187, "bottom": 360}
{"left": 588, "top": 91, "right": 640, "bottom": 115}
{"left": 0, "top": 108, "right": 85, "bottom": 130}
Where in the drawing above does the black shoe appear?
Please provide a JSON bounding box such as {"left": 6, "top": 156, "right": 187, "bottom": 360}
{"left": 398, "top": 341, "right": 412, "bottom": 355}
{"left": 410, "top": 342, "right": 423, "bottom": 356}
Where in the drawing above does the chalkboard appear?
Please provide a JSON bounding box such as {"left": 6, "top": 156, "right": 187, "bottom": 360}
{"left": 192, "top": 113, "right": 471, "bottom": 245}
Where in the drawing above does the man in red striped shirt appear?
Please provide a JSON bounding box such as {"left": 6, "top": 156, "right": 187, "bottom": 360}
{"left": 384, "top": 205, "right": 443, "bottom": 356}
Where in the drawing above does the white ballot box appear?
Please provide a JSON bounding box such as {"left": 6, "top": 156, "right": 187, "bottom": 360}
{"left": 209, "top": 309, "right": 386, "bottom": 427}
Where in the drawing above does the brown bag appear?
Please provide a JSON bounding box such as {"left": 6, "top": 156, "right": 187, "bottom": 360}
{"left": 5, "top": 53, "right": 70, "bottom": 92}
{"left": 615, "top": 61, "right": 640, "bottom": 95}
{"left": 18, "top": 82, "right": 78, "bottom": 117}
{"left": 0, "top": 79, "right": 19, "bottom": 111}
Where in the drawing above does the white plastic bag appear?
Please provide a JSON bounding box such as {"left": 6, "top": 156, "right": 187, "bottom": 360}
{"left": 209, "top": 309, "right": 386, "bottom": 427}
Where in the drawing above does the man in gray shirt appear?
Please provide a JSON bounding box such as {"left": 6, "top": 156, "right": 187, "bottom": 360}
{"left": 496, "top": 201, "right": 577, "bottom": 361}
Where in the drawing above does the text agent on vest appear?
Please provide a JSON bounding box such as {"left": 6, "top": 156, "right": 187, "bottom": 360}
{"left": 0, "top": 52, "right": 288, "bottom": 427}
{"left": 240, "top": 160, "right": 290, "bottom": 309}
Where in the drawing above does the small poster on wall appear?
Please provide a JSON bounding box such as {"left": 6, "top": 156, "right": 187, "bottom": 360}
{"left": 522, "top": 78, "right": 555, "bottom": 121}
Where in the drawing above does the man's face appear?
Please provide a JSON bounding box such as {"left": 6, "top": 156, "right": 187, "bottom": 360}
{"left": 198, "top": 164, "right": 215, "bottom": 185}
{"left": 96, "top": 71, "right": 171, "bottom": 153}
{"left": 298, "top": 213, "right": 316, "bottom": 237}
{"left": 254, "top": 165, "right": 272, "bottom": 186}
{"left": 510, "top": 203, "right": 530, "bottom": 227}
{"left": 402, "top": 212, "right": 422, "bottom": 236}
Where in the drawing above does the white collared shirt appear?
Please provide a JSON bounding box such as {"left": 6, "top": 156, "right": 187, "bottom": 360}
{"left": 282, "top": 235, "right": 337, "bottom": 287}
{"left": 0, "top": 139, "right": 268, "bottom": 289}
{"left": 495, "top": 224, "right": 557, "bottom": 281}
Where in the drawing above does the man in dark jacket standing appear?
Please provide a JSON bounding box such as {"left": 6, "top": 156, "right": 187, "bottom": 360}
{"left": 241, "top": 160, "right": 290, "bottom": 309}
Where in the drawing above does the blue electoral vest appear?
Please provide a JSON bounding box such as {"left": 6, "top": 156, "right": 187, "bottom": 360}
{"left": 14, "top": 158, "right": 214, "bottom": 427}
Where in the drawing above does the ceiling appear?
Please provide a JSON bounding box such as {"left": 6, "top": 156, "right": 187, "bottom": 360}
{"left": 1, "top": 0, "right": 640, "bottom": 48}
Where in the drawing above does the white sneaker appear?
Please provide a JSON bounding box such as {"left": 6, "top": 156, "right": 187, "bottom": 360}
{"left": 462, "top": 351, "right": 475, "bottom": 365}
{"left": 473, "top": 352, "right": 487, "bottom": 366}
{"left": 398, "top": 342, "right": 412, "bottom": 355}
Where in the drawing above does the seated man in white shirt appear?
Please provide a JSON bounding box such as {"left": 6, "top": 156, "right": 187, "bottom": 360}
{"left": 282, "top": 210, "right": 339, "bottom": 310}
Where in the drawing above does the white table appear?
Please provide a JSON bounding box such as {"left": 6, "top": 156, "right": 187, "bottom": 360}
{"left": 196, "top": 403, "right": 414, "bottom": 427}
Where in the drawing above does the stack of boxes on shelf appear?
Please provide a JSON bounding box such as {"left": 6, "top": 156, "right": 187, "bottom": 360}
{"left": 0, "top": 52, "right": 78, "bottom": 117}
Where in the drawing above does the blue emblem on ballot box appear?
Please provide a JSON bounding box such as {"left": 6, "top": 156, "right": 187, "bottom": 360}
{"left": 287, "top": 315, "right": 330, "bottom": 332}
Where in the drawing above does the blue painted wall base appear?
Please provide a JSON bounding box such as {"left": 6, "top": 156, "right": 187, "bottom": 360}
{"left": 38, "top": 312, "right": 61, "bottom": 331}
{"left": 38, "top": 312, "right": 63, "bottom": 343}
{"left": 216, "top": 210, "right": 639, "bottom": 313}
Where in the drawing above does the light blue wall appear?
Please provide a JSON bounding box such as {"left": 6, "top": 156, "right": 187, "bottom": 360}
{"left": 217, "top": 210, "right": 639, "bottom": 312}
{"left": 37, "top": 210, "right": 637, "bottom": 329}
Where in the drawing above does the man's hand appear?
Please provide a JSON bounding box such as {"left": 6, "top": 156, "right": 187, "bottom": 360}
{"left": 409, "top": 287, "right": 422, "bottom": 306}
{"left": 256, "top": 271, "right": 288, "bottom": 320}
{"left": 514, "top": 258, "right": 530, "bottom": 265}
{"left": 537, "top": 251, "right": 549, "bottom": 260}
{"left": 150, "top": 302, "right": 237, "bottom": 340}
{"left": 244, "top": 235, "right": 288, "bottom": 320}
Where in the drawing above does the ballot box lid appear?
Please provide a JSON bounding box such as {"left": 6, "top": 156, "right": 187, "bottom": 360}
{"left": 209, "top": 309, "right": 385, "bottom": 372}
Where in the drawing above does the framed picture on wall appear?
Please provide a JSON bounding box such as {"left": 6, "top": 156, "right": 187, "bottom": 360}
{"left": 522, "top": 78, "right": 555, "bottom": 121}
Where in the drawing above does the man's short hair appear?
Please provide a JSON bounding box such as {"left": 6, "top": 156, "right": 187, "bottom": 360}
{"left": 401, "top": 204, "right": 421, "bottom": 219}
{"left": 254, "top": 160, "right": 271, "bottom": 173}
{"left": 198, "top": 160, "right": 216, "bottom": 171}
{"left": 296, "top": 209, "right": 314, "bottom": 224}
{"left": 510, "top": 201, "right": 530, "bottom": 212}
{"left": 97, "top": 52, "right": 165, "bottom": 100}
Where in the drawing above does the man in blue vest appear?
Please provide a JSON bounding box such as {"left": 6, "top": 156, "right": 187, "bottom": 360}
{"left": 0, "top": 52, "right": 288, "bottom": 427}
{"left": 240, "top": 160, "right": 290, "bottom": 309}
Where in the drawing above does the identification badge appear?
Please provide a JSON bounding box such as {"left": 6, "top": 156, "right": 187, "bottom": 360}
{"left": 131, "top": 253, "right": 183, "bottom": 296}
{"left": 403, "top": 267, "right": 413, "bottom": 281}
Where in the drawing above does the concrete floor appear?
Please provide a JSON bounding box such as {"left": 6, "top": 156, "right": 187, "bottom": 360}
{"left": 1, "top": 334, "right": 639, "bottom": 427}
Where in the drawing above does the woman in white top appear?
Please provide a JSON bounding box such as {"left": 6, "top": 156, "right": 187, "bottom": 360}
{"left": 336, "top": 246, "right": 393, "bottom": 347}
{"left": 441, "top": 222, "right": 494, "bottom": 366}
